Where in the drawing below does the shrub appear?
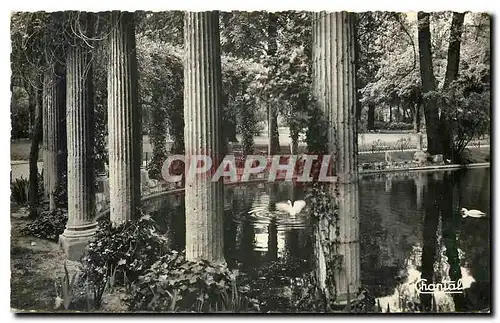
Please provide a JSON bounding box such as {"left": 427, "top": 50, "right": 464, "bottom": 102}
{"left": 24, "top": 208, "right": 68, "bottom": 241}
{"left": 79, "top": 214, "right": 169, "bottom": 306}
{"left": 373, "top": 120, "right": 387, "bottom": 130}
{"left": 125, "top": 251, "right": 260, "bottom": 312}
{"left": 394, "top": 136, "right": 412, "bottom": 151}
{"left": 387, "top": 122, "right": 414, "bottom": 131}
{"left": 11, "top": 177, "right": 29, "bottom": 205}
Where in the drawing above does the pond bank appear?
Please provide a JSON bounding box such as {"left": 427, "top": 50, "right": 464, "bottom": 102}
{"left": 359, "top": 162, "right": 490, "bottom": 176}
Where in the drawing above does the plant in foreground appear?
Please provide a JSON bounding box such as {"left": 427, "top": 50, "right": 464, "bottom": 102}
{"left": 125, "top": 251, "right": 260, "bottom": 312}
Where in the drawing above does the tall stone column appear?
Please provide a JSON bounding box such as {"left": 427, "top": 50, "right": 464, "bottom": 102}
{"left": 43, "top": 62, "right": 67, "bottom": 210}
{"left": 312, "top": 12, "right": 360, "bottom": 304}
{"left": 107, "top": 11, "right": 142, "bottom": 227}
{"left": 184, "top": 11, "right": 224, "bottom": 263}
{"left": 59, "top": 42, "right": 97, "bottom": 260}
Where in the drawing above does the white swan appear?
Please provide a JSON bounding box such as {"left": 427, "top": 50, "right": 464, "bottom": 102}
{"left": 275, "top": 200, "right": 306, "bottom": 216}
{"left": 461, "top": 208, "right": 487, "bottom": 218}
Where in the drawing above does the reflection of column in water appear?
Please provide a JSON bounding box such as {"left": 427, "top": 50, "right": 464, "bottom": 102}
{"left": 267, "top": 183, "right": 279, "bottom": 261}
{"left": 224, "top": 187, "right": 234, "bottom": 210}
{"left": 239, "top": 219, "right": 256, "bottom": 267}
{"left": 414, "top": 173, "right": 426, "bottom": 209}
{"left": 385, "top": 174, "right": 393, "bottom": 193}
{"left": 268, "top": 218, "right": 278, "bottom": 261}
{"left": 314, "top": 182, "right": 360, "bottom": 305}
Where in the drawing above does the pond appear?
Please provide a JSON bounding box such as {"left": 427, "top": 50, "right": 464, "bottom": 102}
{"left": 146, "top": 167, "right": 490, "bottom": 313}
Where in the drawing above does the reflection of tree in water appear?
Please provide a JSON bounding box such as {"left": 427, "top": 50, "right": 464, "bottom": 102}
{"left": 374, "top": 169, "right": 490, "bottom": 312}
{"left": 359, "top": 175, "right": 420, "bottom": 299}
{"left": 420, "top": 172, "right": 442, "bottom": 311}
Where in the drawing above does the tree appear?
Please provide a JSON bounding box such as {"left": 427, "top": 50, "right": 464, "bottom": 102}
{"left": 417, "top": 12, "right": 442, "bottom": 155}
{"left": 11, "top": 12, "right": 55, "bottom": 217}
{"left": 266, "top": 12, "right": 280, "bottom": 155}
{"left": 439, "top": 12, "right": 465, "bottom": 160}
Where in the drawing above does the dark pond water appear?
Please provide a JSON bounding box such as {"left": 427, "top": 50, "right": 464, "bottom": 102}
{"left": 147, "top": 167, "right": 491, "bottom": 312}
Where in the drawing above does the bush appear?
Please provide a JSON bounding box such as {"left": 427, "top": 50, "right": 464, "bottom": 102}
{"left": 373, "top": 121, "right": 414, "bottom": 131}
{"left": 394, "top": 136, "right": 412, "bottom": 151}
{"left": 387, "top": 122, "right": 414, "bottom": 131}
{"left": 11, "top": 177, "right": 29, "bottom": 205}
{"left": 373, "top": 120, "right": 387, "bottom": 130}
{"left": 125, "top": 251, "right": 260, "bottom": 312}
{"left": 79, "top": 214, "right": 169, "bottom": 306}
{"left": 24, "top": 208, "right": 68, "bottom": 241}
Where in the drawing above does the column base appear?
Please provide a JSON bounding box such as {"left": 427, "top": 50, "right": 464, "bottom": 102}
{"left": 59, "top": 224, "right": 98, "bottom": 261}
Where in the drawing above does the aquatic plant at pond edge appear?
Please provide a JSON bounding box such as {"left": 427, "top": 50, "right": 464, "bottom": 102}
{"left": 125, "top": 251, "right": 260, "bottom": 312}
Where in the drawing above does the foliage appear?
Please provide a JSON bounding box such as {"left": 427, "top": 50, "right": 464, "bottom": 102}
{"left": 11, "top": 171, "right": 44, "bottom": 206}
{"left": 53, "top": 173, "right": 68, "bottom": 209}
{"left": 93, "top": 42, "right": 109, "bottom": 175}
{"left": 79, "top": 214, "right": 169, "bottom": 306}
{"left": 125, "top": 251, "right": 259, "bottom": 312}
{"left": 395, "top": 135, "right": 412, "bottom": 151}
{"left": 10, "top": 86, "right": 31, "bottom": 139}
{"left": 11, "top": 177, "right": 30, "bottom": 205}
{"left": 24, "top": 208, "right": 68, "bottom": 241}
{"left": 307, "top": 183, "right": 338, "bottom": 222}
{"left": 137, "top": 33, "right": 266, "bottom": 160}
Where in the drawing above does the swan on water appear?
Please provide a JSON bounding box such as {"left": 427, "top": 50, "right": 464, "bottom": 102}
{"left": 461, "top": 208, "right": 487, "bottom": 218}
{"left": 276, "top": 200, "right": 306, "bottom": 216}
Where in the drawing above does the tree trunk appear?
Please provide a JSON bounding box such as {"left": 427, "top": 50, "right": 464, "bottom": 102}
{"left": 417, "top": 12, "right": 442, "bottom": 155}
{"left": 289, "top": 124, "right": 299, "bottom": 155}
{"left": 169, "top": 70, "right": 185, "bottom": 155}
{"left": 28, "top": 82, "right": 43, "bottom": 219}
{"left": 108, "top": 11, "right": 142, "bottom": 226}
{"left": 44, "top": 62, "right": 67, "bottom": 210}
{"left": 241, "top": 106, "right": 255, "bottom": 155}
{"left": 389, "top": 104, "right": 392, "bottom": 123}
{"left": 148, "top": 95, "right": 167, "bottom": 180}
{"left": 367, "top": 103, "right": 375, "bottom": 131}
{"left": 267, "top": 12, "right": 280, "bottom": 155}
{"left": 441, "top": 12, "right": 466, "bottom": 161}
{"left": 414, "top": 102, "right": 422, "bottom": 132}
{"left": 184, "top": 11, "right": 224, "bottom": 263}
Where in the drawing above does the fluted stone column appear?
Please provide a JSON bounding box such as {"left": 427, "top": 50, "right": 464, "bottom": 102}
{"left": 184, "top": 11, "right": 224, "bottom": 263}
{"left": 43, "top": 63, "right": 67, "bottom": 210}
{"left": 107, "top": 11, "right": 142, "bottom": 227}
{"left": 59, "top": 43, "right": 97, "bottom": 260}
{"left": 312, "top": 12, "right": 360, "bottom": 304}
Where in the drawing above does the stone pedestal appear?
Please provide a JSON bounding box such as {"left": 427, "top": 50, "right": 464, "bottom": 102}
{"left": 60, "top": 40, "right": 97, "bottom": 260}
